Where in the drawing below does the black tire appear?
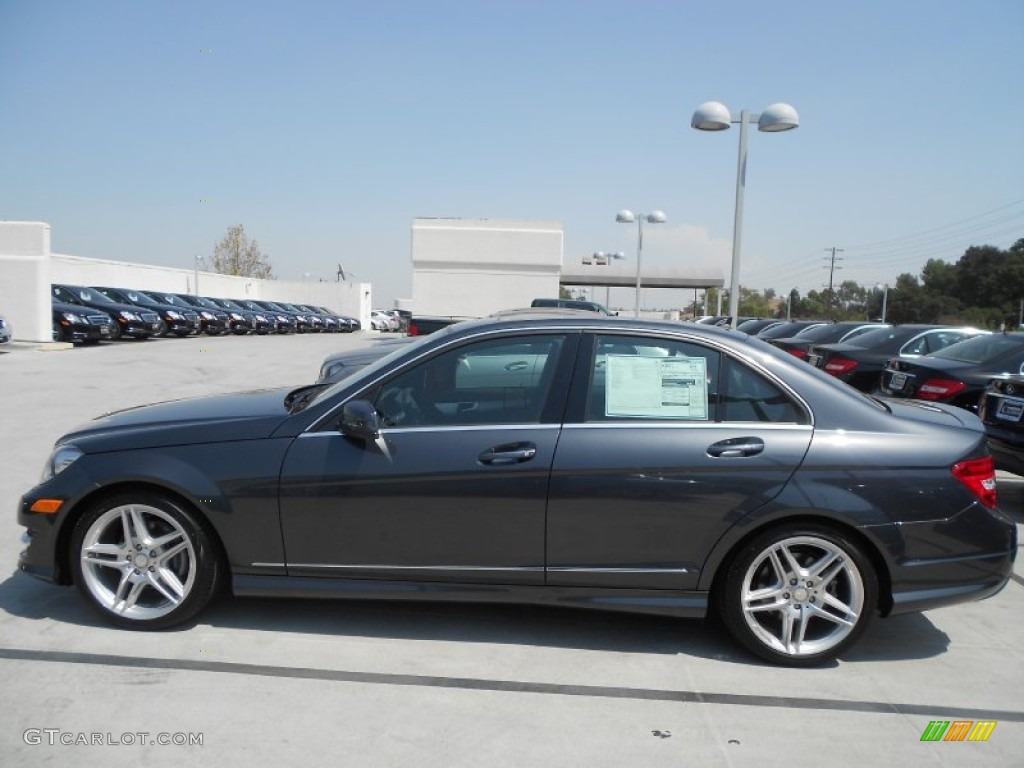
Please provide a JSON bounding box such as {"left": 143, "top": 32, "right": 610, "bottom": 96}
{"left": 70, "top": 491, "right": 222, "bottom": 630}
{"left": 717, "top": 523, "right": 877, "bottom": 666}
{"left": 155, "top": 320, "right": 169, "bottom": 338}
{"left": 108, "top": 322, "right": 121, "bottom": 340}
{"left": 53, "top": 322, "right": 63, "bottom": 342}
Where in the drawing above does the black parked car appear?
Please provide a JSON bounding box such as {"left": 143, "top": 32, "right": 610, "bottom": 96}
{"left": 807, "top": 325, "right": 986, "bottom": 392}
{"left": 212, "top": 298, "right": 274, "bottom": 335}
{"left": 174, "top": 295, "right": 234, "bottom": 335}
{"left": 248, "top": 300, "right": 299, "bottom": 334}
{"left": 316, "top": 306, "right": 355, "bottom": 333}
{"left": 879, "top": 332, "right": 1024, "bottom": 410}
{"left": 735, "top": 318, "right": 784, "bottom": 336}
{"left": 93, "top": 286, "right": 200, "bottom": 337}
{"left": 769, "top": 321, "right": 890, "bottom": 361}
{"left": 756, "top": 320, "right": 827, "bottom": 340}
{"left": 317, "top": 337, "right": 415, "bottom": 383}
{"left": 978, "top": 375, "right": 1024, "bottom": 475}
{"left": 139, "top": 292, "right": 226, "bottom": 336}
{"left": 51, "top": 301, "right": 114, "bottom": 344}
{"left": 52, "top": 285, "right": 159, "bottom": 340}
{"left": 18, "top": 316, "right": 1015, "bottom": 666}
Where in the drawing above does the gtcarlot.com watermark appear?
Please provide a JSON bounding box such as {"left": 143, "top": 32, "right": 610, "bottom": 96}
{"left": 24, "top": 729, "right": 203, "bottom": 747}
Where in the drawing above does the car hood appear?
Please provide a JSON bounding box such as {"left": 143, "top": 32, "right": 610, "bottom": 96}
{"left": 60, "top": 388, "right": 296, "bottom": 453}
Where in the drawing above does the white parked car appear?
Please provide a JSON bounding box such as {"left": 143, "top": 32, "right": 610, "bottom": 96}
{"left": 371, "top": 310, "right": 400, "bottom": 332}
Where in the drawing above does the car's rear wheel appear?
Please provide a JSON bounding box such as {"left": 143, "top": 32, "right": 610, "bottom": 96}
{"left": 70, "top": 492, "right": 221, "bottom": 629}
{"left": 718, "top": 524, "right": 877, "bottom": 666}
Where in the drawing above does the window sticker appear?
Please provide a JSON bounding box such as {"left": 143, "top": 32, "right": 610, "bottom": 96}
{"left": 605, "top": 355, "right": 708, "bottom": 419}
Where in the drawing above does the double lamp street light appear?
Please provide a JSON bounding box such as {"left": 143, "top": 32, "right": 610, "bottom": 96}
{"left": 691, "top": 101, "right": 799, "bottom": 329}
{"left": 615, "top": 209, "right": 666, "bottom": 318}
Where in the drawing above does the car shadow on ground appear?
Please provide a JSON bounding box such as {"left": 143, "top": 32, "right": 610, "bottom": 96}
{"left": 0, "top": 570, "right": 951, "bottom": 667}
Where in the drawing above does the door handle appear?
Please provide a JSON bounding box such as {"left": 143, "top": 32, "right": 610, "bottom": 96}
{"left": 707, "top": 437, "right": 765, "bottom": 458}
{"left": 504, "top": 360, "right": 529, "bottom": 371}
{"left": 478, "top": 442, "right": 537, "bottom": 465}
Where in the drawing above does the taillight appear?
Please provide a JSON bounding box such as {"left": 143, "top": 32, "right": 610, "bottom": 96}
{"left": 952, "top": 456, "right": 997, "bottom": 509}
{"left": 408, "top": 323, "right": 419, "bottom": 336}
{"left": 787, "top": 348, "right": 807, "bottom": 359}
{"left": 917, "top": 378, "right": 966, "bottom": 401}
{"left": 824, "top": 358, "right": 858, "bottom": 376}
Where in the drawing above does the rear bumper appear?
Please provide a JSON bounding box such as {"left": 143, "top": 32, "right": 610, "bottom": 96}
{"left": 882, "top": 503, "right": 1017, "bottom": 615}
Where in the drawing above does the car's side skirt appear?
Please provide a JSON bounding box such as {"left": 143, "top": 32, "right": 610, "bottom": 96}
{"left": 232, "top": 575, "right": 708, "bottom": 618}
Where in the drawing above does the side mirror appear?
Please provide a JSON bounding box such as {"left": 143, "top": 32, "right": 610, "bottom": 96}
{"left": 340, "top": 399, "right": 380, "bottom": 441}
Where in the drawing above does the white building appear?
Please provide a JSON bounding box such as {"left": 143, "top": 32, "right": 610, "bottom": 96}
{"left": 411, "top": 218, "right": 563, "bottom": 317}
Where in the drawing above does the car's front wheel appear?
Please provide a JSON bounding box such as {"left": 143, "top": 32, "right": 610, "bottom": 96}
{"left": 70, "top": 492, "right": 221, "bottom": 629}
{"left": 718, "top": 524, "right": 877, "bottom": 666}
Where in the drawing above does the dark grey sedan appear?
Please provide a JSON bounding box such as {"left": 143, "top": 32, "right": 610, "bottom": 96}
{"left": 17, "top": 316, "right": 1016, "bottom": 666}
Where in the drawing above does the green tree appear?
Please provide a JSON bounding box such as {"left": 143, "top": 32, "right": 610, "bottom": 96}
{"left": 211, "top": 224, "right": 274, "bottom": 279}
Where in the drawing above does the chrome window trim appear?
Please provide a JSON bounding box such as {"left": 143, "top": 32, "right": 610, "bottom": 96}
{"left": 306, "top": 323, "right": 815, "bottom": 432}
{"left": 560, "top": 422, "right": 812, "bottom": 431}
{"left": 299, "top": 423, "right": 561, "bottom": 438}
{"left": 306, "top": 325, "right": 581, "bottom": 433}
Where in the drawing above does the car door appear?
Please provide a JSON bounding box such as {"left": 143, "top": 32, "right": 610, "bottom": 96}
{"left": 278, "top": 331, "right": 577, "bottom": 585}
{"left": 546, "top": 332, "right": 813, "bottom": 590}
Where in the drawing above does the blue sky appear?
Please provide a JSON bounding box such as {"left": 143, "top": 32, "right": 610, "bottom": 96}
{"left": 2, "top": 0, "right": 1022, "bottom": 309}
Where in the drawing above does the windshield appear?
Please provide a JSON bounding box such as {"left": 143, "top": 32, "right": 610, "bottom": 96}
{"left": 67, "top": 286, "right": 116, "bottom": 305}
{"left": 759, "top": 322, "right": 821, "bottom": 340}
{"left": 836, "top": 326, "right": 914, "bottom": 349}
{"left": 930, "top": 333, "right": 1024, "bottom": 364}
{"left": 146, "top": 292, "right": 188, "bottom": 308}
{"left": 124, "top": 290, "right": 161, "bottom": 307}
{"left": 794, "top": 323, "right": 854, "bottom": 342}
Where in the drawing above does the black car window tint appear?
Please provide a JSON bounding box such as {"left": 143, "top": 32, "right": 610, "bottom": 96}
{"left": 720, "top": 356, "right": 804, "bottom": 423}
{"left": 374, "top": 334, "right": 566, "bottom": 428}
{"left": 902, "top": 334, "right": 930, "bottom": 355}
{"left": 585, "top": 335, "right": 720, "bottom": 422}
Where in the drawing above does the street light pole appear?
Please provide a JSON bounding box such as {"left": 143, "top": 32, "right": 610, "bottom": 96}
{"left": 691, "top": 101, "right": 799, "bottom": 329}
{"left": 616, "top": 210, "right": 666, "bottom": 318}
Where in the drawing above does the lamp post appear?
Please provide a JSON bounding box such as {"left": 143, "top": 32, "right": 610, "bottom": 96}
{"left": 691, "top": 101, "right": 799, "bottom": 329}
{"left": 615, "top": 210, "right": 666, "bottom": 318}
{"left": 194, "top": 254, "right": 201, "bottom": 295}
{"left": 875, "top": 283, "right": 889, "bottom": 322}
{"left": 585, "top": 251, "right": 626, "bottom": 307}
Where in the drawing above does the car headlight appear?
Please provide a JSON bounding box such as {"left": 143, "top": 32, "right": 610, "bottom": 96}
{"left": 231, "top": 313, "right": 243, "bottom": 321}
{"left": 166, "top": 310, "right": 182, "bottom": 320}
{"left": 119, "top": 311, "right": 140, "bottom": 321}
{"left": 201, "top": 311, "right": 216, "bottom": 320}
{"left": 256, "top": 314, "right": 267, "bottom": 322}
{"left": 61, "top": 312, "right": 84, "bottom": 323}
{"left": 277, "top": 315, "right": 287, "bottom": 322}
{"left": 40, "top": 444, "right": 83, "bottom": 483}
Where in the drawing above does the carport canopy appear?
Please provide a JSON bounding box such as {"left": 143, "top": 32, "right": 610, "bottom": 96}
{"left": 559, "top": 263, "right": 724, "bottom": 289}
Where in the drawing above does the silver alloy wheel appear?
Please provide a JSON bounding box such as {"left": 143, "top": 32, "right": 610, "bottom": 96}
{"left": 740, "top": 535, "right": 865, "bottom": 658}
{"left": 79, "top": 504, "right": 197, "bottom": 621}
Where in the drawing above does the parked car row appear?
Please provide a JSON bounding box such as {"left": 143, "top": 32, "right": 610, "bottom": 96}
{"left": 49, "top": 284, "right": 360, "bottom": 343}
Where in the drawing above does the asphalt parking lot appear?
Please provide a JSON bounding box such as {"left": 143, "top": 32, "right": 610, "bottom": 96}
{"left": 0, "top": 332, "right": 1022, "bottom": 767}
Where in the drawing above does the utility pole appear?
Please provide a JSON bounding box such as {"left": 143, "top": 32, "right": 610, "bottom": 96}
{"left": 824, "top": 247, "right": 844, "bottom": 318}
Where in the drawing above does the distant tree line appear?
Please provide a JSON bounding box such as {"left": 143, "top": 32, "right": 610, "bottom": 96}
{"left": 705, "top": 238, "right": 1024, "bottom": 328}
